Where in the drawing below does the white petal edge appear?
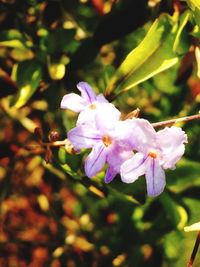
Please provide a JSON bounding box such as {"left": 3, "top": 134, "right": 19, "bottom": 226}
{"left": 60, "top": 93, "right": 87, "bottom": 112}
{"left": 157, "top": 126, "right": 188, "bottom": 169}
{"left": 120, "top": 153, "right": 146, "bottom": 183}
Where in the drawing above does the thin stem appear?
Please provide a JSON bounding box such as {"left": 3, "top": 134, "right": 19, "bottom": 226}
{"left": 24, "top": 139, "right": 74, "bottom": 153}
{"left": 187, "top": 231, "right": 200, "bottom": 267}
{"left": 40, "top": 139, "right": 77, "bottom": 154}
{"left": 42, "top": 140, "right": 67, "bottom": 147}
{"left": 152, "top": 113, "right": 200, "bottom": 128}
{"left": 28, "top": 113, "right": 200, "bottom": 150}
{"left": 24, "top": 140, "right": 67, "bottom": 149}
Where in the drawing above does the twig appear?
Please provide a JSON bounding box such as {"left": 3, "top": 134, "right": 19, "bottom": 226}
{"left": 26, "top": 113, "right": 200, "bottom": 151}
{"left": 42, "top": 140, "right": 67, "bottom": 147}
{"left": 187, "top": 231, "right": 200, "bottom": 267}
{"left": 152, "top": 113, "right": 200, "bottom": 128}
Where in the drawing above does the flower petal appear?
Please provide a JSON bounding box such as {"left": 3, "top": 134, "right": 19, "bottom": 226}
{"left": 106, "top": 146, "right": 142, "bottom": 183}
{"left": 112, "top": 120, "right": 133, "bottom": 144}
{"left": 107, "top": 144, "right": 134, "bottom": 173}
{"left": 157, "top": 126, "right": 188, "bottom": 169}
{"left": 104, "top": 166, "right": 118, "bottom": 183}
{"left": 120, "top": 153, "right": 146, "bottom": 183}
{"left": 77, "top": 102, "right": 119, "bottom": 126}
{"left": 129, "top": 119, "right": 157, "bottom": 152}
{"left": 68, "top": 125, "right": 101, "bottom": 149}
{"left": 60, "top": 93, "right": 87, "bottom": 112}
{"left": 76, "top": 108, "right": 97, "bottom": 125}
{"left": 85, "top": 143, "right": 107, "bottom": 178}
{"left": 96, "top": 93, "right": 108, "bottom": 103}
{"left": 77, "top": 82, "right": 97, "bottom": 104}
{"left": 95, "top": 103, "right": 121, "bottom": 132}
{"left": 145, "top": 157, "right": 166, "bottom": 197}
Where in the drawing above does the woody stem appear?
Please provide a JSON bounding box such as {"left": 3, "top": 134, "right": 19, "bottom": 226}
{"left": 152, "top": 113, "right": 200, "bottom": 128}
{"left": 32, "top": 113, "right": 200, "bottom": 148}
{"left": 186, "top": 231, "right": 200, "bottom": 267}
{"left": 42, "top": 140, "right": 67, "bottom": 147}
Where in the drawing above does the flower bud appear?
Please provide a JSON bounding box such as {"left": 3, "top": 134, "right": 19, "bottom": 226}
{"left": 48, "top": 130, "right": 60, "bottom": 142}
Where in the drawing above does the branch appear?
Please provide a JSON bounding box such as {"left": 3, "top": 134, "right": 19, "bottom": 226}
{"left": 29, "top": 113, "right": 200, "bottom": 151}
{"left": 187, "top": 231, "right": 200, "bottom": 267}
{"left": 152, "top": 113, "right": 200, "bottom": 128}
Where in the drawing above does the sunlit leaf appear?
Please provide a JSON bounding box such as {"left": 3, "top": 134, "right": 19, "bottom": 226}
{"left": 186, "top": 0, "right": 200, "bottom": 28}
{"left": 184, "top": 221, "right": 200, "bottom": 232}
{"left": 173, "top": 10, "right": 191, "bottom": 54}
{"left": 152, "top": 64, "right": 180, "bottom": 95}
{"left": 10, "top": 47, "right": 34, "bottom": 61}
{"left": 105, "top": 13, "right": 186, "bottom": 96}
{"left": 0, "top": 29, "right": 32, "bottom": 49}
{"left": 58, "top": 147, "right": 68, "bottom": 165}
{"left": 10, "top": 60, "right": 42, "bottom": 108}
{"left": 191, "top": 25, "right": 200, "bottom": 38}
{"left": 48, "top": 63, "right": 66, "bottom": 80}
{"left": 195, "top": 46, "right": 200, "bottom": 78}
{"left": 60, "top": 163, "right": 81, "bottom": 180}
{"left": 0, "top": 40, "right": 26, "bottom": 49}
{"left": 37, "top": 194, "right": 49, "bottom": 211}
{"left": 163, "top": 231, "right": 183, "bottom": 260}
{"left": 53, "top": 247, "right": 64, "bottom": 258}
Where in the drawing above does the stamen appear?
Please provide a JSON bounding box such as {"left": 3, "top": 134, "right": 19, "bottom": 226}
{"left": 89, "top": 104, "right": 96, "bottom": 110}
{"left": 102, "top": 135, "right": 112, "bottom": 147}
{"left": 148, "top": 151, "right": 157, "bottom": 158}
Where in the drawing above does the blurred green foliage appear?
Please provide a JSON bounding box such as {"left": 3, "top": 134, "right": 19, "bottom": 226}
{"left": 0, "top": 0, "right": 200, "bottom": 266}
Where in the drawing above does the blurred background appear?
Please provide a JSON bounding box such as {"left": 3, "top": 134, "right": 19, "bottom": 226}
{"left": 0, "top": 0, "right": 200, "bottom": 266}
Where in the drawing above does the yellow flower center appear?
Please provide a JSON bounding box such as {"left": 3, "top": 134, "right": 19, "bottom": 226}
{"left": 88, "top": 104, "right": 96, "bottom": 110}
{"left": 148, "top": 151, "right": 157, "bottom": 158}
{"left": 102, "top": 135, "right": 112, "bottom": 147}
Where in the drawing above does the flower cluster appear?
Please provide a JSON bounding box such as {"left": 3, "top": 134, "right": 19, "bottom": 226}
{"left": 61, "top": 82, "right": 188, "bottom": 197}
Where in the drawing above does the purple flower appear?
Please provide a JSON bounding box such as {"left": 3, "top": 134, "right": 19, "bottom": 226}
{"left": 61, "top": 82, "right": 115, "bottom": 125}
{"left": 120, "top": 120, "right": 188, "bottom": 197}
{"left": 61, "top": 81, "right": 188, "bottom": 197}
{"left": 68, "top": 105, "right": 136, "bottom": 182}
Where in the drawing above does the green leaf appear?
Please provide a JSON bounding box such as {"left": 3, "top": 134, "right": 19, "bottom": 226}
{"left": 186, "top": 0, "right": 200, "bottom": 28}
{"left": 105, "top": 14, "right": 183, "bottom": 96}
{"left": 152, "top": 65, "right": 180, "bottom": 95}
{"left": 58, "top": 147, "right": 68, "bottom": 165}
{"left": 43, "top": 28, "right": 77, "bottom": 55}
{"left": 173, "top": 10, "right": 191, "bottom": 54}
{"left": 48, "top": 62, "right": 66, "bottom": 80}
{"left": 159, "top": 192, "right": 188, "bottom": 229}
{"left": 187, "top": 0, "right": 200, "bottom": 8}
{"left": 56, "top": 147, "right": 84, "bottom": 180}
{"left": 167, "top": 159, "right": 200, "bottom": 192}
{"left": 10, "top": 60, "right": 42, "bottom": 108}
{"left": 163, "top": 231, "right": 184, "bottom": 260}
{"left": 0, "top": 29, "right": 32, "bottom": 49}
{"left": 57, "top": 147, "right": 82, "bottom": 171}
{"left": 191, "top": 25, "right": 200, "bottom": 38}
{"left": 10, "top": 47, "right": 34, "bottom": 61}
{"left": 60, "top": 163, "right": 82, "bottom": 180}
{"left": 0, "top": 40, "right": 26, "bottom": 49}
{"left": 108, "top": 176, "right": 147, "bottom": 204}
